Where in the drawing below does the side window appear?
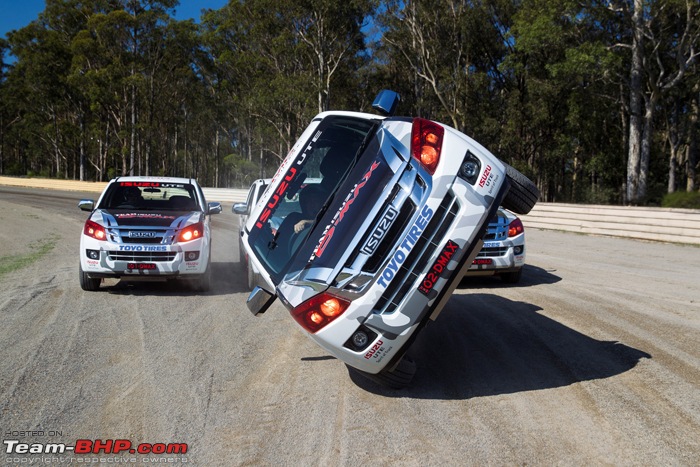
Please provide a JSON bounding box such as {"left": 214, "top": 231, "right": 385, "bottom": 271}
{"left": 246, "top": 185, "right": 257, "bottom": 213}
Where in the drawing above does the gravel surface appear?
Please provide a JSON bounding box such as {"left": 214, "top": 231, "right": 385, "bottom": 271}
{"left": 1, "top": 186, "right": 699, "bottom": 466}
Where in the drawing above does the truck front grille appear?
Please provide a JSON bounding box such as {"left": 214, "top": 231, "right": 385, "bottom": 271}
{"left": 375, "top": 192, "right": 458, "bottom": 314}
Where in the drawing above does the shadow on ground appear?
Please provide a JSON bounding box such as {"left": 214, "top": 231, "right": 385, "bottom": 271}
{"left": 346, "top": 293, "right": 650, "bottom": 399}
{"left": 102, "top": 261, "right": 250, "bottom": 296}
{"left": 459, "top": 264, "right": 562, "bottom": 289}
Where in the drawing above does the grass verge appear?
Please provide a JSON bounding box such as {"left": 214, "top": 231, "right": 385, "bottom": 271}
{"left": 0, "top": 235, "right": 58, "bottom": 278}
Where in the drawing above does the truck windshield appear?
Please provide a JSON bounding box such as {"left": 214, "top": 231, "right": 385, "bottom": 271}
{"left": 247, "top": 115, "right": 377, "bottom": 283}
{"left": 99, "top": 182, "right": 199, "bottom": 211}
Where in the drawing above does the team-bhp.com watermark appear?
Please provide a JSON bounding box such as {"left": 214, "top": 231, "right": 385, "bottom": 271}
{"left": 4, "top": 437, "right": 189, "bottom": 464}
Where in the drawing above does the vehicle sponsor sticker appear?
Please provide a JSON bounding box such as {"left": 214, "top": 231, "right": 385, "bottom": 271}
{"left": 478, "top": 164, "right": 501, "bottom": 195}
{"left": 472, "top": 258, "right": 492, "bottom": 265}
{"left": 117, "top": 245, "right": 168, "bottom": 251}
{"left": 258, "top": 128, "right": 324, "bottom": 228}
{"left": 376, "top": 205, "right": 434, "bottom": 288}
{"left": 364, "top": 339, "right": 392, "bottom": 363}
{"left": 255, "top": 167, "right": 298, "bottom": 229}
{"left": 418, "top": 240, "right": 460, "bottom": 296}
{"left": 119, "top": 181, "right": 186, "bottom": 188}
{"left": 114, "top": 213, "right": 175, "bottom": 220}
{"left": 126, "top": 263, "right": 156, "bottom": 270}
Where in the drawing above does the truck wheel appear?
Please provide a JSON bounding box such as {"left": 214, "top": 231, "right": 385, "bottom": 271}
{"left": 79, "top": 266, "right": 101, "bottom": 291}
{"left": 502, "top": 163, "right": 539, "bottom": 215}
{"left": 351, "top": 355, "right": 417, "bottom": 389}
{"left": 194, "top": 258, "right": 212, "bottom": 292}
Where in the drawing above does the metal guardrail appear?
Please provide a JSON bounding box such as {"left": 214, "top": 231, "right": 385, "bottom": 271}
{"left": 1, "top": 176, "right": 699, "bottom": 245}
{"left": 521, "top": 202, "right": 700, "bottom": 245}
{"left": 0, "top": 176, "right": 247, "bottom": 203}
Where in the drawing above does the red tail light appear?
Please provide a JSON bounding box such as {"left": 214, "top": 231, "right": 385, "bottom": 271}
{"left": 508, "top": 218, "right": 524, "bottom": 237}
{"left": 291, "top": 293, "right": 351, "bottom": 333}
{"left": 178, "top": 222, "right": 204, "bottom": 242}
{"left": 84, "top": 219, "right": 106, "bottom": 240}
{"left": 411, "top": 118, "right": 444, "bottom": 175}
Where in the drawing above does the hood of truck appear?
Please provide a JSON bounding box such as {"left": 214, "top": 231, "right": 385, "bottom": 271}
{"left": 93, "top": 209, "right": 201, "bottom": 228}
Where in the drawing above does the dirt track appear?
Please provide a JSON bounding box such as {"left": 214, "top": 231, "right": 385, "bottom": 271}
{"left": 1, "top": 186, "right": 699, "bottom": 466}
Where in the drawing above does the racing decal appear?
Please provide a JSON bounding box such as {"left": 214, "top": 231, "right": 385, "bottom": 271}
{"left": 478, "top": 165, "right": 492, "bottom": 187}
{"left": 364, "top": 340, "right": 393, "bottom": 363}
{"left": 270, "top": 130, "right": 322, "bottom": 189}
{"left": 312, "top": 160, "right": 381, "bottom": 259}
{"left": 478, "top": 164, "right": 501, "bottom": 195}
{"left": 119, "top": 181, "right": 186, "bottom": 188}
{"left": 255, "top": 167, "right": 298, "bottom": 228}
{"left": 418, "top": 239, "right": 459, "bottom": 296}
{"left": 376, "top": 205, "right": 434, "bottom": 288}
{"left": 118, "top": 245, "right": 168, "bottom": 251}
{"left": 361, "top": 206, "right": 398, "bottom": 255}
{"left": 114, "top": 213, "right": 175, "bottom": 220}
{"left": 364, "top": 339, "right": 384, "bottom": 359}
{"left": 472, "top": 258, "right": 492, "bottom": 265}
{"left": 127, "top": 263, "right": 157, "bottom": 270}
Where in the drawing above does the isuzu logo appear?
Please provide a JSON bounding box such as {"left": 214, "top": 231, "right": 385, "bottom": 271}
{"left": 129, "top": 231, "right": 157, "bottom": 238}
{"left": 361, "top": 206, "right": 398, "bottom": 255}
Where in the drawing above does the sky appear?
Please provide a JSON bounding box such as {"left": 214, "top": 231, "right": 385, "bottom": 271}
{"left": 0, "top": 0, "right": 229, "bottom": 39}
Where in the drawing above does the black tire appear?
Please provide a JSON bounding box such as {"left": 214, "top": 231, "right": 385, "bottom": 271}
{"left": 246, "top": 259, "right": 255, "bottom": 290}
{"left": 79, "top": 266, "right": 101, "bottom": 291}
{"left": 500, "top": 268, "right": 522, "bottom": 284}
{"left": 353, "top": 355, "right": 417, "bottom": 389}
{"left": 194, "top": 258, "right": 212, "bottom": 292}
{"left": 502, "top": 163, "right": 540, "bottom": 215}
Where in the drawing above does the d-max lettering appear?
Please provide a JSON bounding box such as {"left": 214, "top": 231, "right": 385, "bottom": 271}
{"left": 313, "top": 160, "right": 381, "bottom": 259}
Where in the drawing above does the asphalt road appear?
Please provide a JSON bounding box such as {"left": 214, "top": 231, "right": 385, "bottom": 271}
{"left": 1, "top": 186, "right": 699, "bottom": 466}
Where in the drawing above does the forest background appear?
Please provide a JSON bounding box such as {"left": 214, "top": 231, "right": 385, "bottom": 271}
{"left": 1, "top": 0, "right": 698, "bottom": 206}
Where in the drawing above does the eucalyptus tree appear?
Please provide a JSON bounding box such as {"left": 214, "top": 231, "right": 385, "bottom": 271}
{"left": 607, "top": 0, "right": 700, "bottom": 203}
{"left": 0, "top": 37, "right": 9, "bottom": 175}
{"left": 287, "top": 0, "right": 376, "bottom": 113}
{"left": 202, "top": 0, "right": 317, "bottom": 179}
{"left": 70, "top": 0, "right": 181, "bottom": 178}
{"left": 4, "top": 4, "right": 89, "bottom": 179}
{"left": 506, "top": 0, "right": 632, "bottom": 203}
{"left": 377, "top": 0, "right": 514, "bottom": 136}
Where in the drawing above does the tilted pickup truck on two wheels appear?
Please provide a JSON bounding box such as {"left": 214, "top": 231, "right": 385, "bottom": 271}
{"left": 239, "top": 90, "right": 539, "bottom": 388}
